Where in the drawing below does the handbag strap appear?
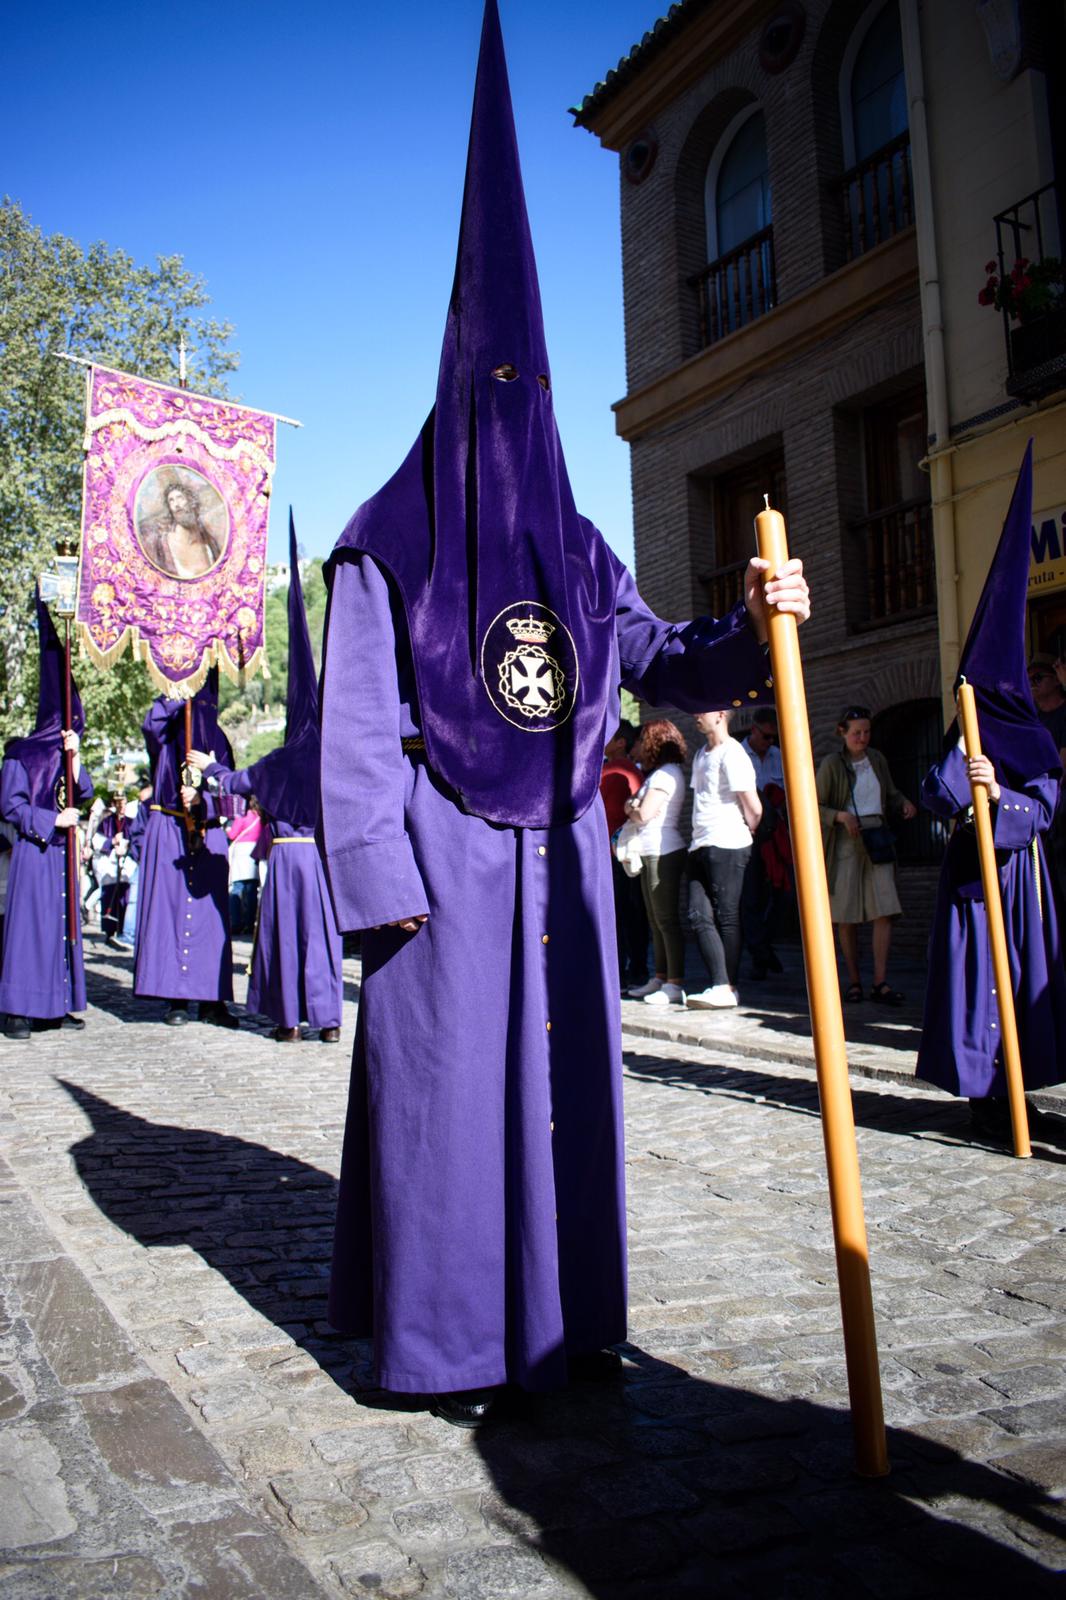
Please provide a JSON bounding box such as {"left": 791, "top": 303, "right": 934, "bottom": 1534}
{"left": 843, "top": 757, "right": 860, "bottom": 819}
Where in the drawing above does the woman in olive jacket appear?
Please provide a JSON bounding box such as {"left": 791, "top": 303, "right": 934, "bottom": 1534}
{"left": 816, "top": 706, "right": 917, "bottom": 1005}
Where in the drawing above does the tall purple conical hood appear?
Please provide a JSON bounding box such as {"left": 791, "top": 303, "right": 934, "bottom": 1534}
{"left": 238, "top": 512, "right": 322, "bottom": 828}
{"left": 331, "top": 0, "right": 619, "bottom": 829}
{"left": 4, "top": 589, "right": 85, "bottom": 800}
{"left": 951, "top": 441, "right": 1059, "bottom": 785}
{"left": 284, "top": 511, "right": 318, "bottom": 748}
{"left": 145, "top": 670, "right": 234, "bottom": 811}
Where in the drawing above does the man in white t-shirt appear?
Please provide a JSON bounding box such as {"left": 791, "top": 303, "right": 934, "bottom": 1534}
{"left": 687, "top": 710, "right": 761, "bottom": 1009}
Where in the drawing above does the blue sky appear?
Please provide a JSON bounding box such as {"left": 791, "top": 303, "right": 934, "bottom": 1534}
{"left": 5, "top": 1, "right": 664, "bottom": 570}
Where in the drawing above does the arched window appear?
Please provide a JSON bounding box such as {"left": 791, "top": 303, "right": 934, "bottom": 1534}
{"left": 700, "top": 108, "right": 774, "bottom": 341}
{"left": 707, "top": 109, "right": 772, "bottom": 260}
{"left": 850, "top": 2, "right": 907, "bottom": 163}
{"left": 840, "top": 2, "right": 911, "bottom": 256}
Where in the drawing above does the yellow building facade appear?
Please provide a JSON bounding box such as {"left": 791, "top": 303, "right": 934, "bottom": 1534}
{"left": 910, "top": 0, "right": 1065, "bottom": 711}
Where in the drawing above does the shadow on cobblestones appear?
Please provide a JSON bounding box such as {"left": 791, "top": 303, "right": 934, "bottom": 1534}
{"left": 621, "top": 1054, "right": 1066, "bottom": 1163}
{"left": 466, "top": 1350, "right": 1066, "bottom": 1598}
{"left": 57, "top": 1080, "right": 366, "bottom": 1382}
{"left": 54, "top": 1078, "right": 1065, "bottom": 1597}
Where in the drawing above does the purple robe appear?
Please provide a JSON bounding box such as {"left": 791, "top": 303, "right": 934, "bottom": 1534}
{"left": 322, "top": 551, "right": 774, "bottom": 1393}
{"left": 133, "top": 699, "right": 233, "bottom": 1004}
{"left": 0, "top": 756, "right": 94, "bottom": 1018}
{"left": 209, "top": 765, "right": 343, "bottom": 1031}
{"left": 915, "top": 744, "right": 1066, "bottom": 1097}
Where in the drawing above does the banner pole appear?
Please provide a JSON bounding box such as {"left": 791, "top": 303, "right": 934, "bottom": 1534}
{"left": 754, "top": 499, "right": 889, "bottom": 1478}
{"left": 956, "top": 682, "right": 1031, "bottom": 1158}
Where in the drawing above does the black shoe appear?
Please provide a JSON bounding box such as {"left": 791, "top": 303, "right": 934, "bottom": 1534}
{"left": 319, "top": 1027, "right": 341, "bottom": 1044}
{"left": 61, "top": 1014, "right": 86, "bottom": 1031}
{"left": 5, "top": 1015, "right": 31, "bottom": 1041}
{"left": 163, "top": 1002, "right": 189, "bottom": 1026}
{"left": 201, "top": 1003, "right": 239, "bottom": 1030}
{"left": 431, "top": 1388, "right": 499, "bottom": 1428}
{"left": 272, "top": 1025, "right": 301, "bottom": 1043}
{"left": 969, "top": 1097, "right": 1012, "bottom": 1141}
{"left": 569, "top": 1348, "right": 624, "bottom": 1383}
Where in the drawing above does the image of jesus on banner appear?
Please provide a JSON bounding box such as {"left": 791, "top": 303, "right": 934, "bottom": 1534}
{"left": 77, "top": 365, "right": 277, "bottom": 695}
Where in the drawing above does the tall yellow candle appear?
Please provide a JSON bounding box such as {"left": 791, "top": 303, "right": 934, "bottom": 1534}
{"left": 754, "top": 500, "right": 889, "bottom": 1479}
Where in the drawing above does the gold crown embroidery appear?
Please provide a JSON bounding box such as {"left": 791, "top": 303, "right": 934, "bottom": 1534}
{"left": 506, "top": 616, "right": 556, "bottom": 645}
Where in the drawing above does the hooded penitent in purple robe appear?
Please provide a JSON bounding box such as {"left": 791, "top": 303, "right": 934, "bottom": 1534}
{"left": 0, "top": 591, "right": 93, "bottom": 1019}
{"left": 206, "top": 515, "right": 343, "bottom": 1032}
{"left": 321, "top": 0, "right": 775, "bottom": 1395}
{"left": 916, "top": 443, "right": 1066, "bottom": 1098}
{"left": 132, "top": 674, "right": 235, "bottom": 1005}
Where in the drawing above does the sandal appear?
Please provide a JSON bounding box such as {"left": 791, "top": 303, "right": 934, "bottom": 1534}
{"left": 844, "top": 983, "right": 864, "bottom": 1003}
{"left": 870, "top": 982, "right": 904, "bottom": 1007}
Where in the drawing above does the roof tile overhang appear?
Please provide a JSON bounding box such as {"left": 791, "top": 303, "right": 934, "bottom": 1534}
{"left": 572, "top": 0, "right": 781, "bottom": 150}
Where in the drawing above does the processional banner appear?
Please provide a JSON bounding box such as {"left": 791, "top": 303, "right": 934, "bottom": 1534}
{"left": 76, "top": 365, "right": 277, "bottom": 695}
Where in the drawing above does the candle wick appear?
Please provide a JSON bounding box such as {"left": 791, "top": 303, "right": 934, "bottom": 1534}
{"left": 763, "top": 493, "right": 771, "bottom": 510}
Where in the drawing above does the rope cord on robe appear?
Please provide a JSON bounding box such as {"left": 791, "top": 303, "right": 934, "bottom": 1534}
{"left": 1031, "top": 838, "right": 1043, "bottom": 924}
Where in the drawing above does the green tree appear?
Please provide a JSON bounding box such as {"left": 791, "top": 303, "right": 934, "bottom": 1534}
{"left": 0, "top": 198, "right": 239, "bottom": 763}
{"left": 219, "top": 558, "right": 327, "bottom": 755}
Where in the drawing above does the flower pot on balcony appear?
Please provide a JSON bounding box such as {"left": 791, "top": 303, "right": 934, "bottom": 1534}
{"left": 1007, "top": 306, "right": 1066, "bottom": 398}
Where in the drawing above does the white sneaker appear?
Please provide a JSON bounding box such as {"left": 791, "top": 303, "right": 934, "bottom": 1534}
{"left": 644, "top": 983, "right": 685, "bottom": 1007}
{"left": 686, "top": 985, "right": 738, "bottom": 1009}
{"left": 627, "top": 978, "right": 663, "bottom": 998}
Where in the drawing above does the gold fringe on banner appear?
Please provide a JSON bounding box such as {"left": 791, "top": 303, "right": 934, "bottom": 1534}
{"left": 78, "top": 622, "right": 269, "bottom": 700}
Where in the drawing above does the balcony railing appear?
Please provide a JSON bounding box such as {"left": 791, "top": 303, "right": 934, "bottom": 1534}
{"left": 698, "top": 557, "right": 748, "bottom": 619}
{"left": 840, "top": 131, "right": 913, "bottom": 261}
{"left": 993, "top": 182, "right": 1066, "bottom": 401}
{"left": 850, "top": 496, "right": 935, "bottom": 628}
{"left": 689, "top": 226, "right": 776, "bottom": 349}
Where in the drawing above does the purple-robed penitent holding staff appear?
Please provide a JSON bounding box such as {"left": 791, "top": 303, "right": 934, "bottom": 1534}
{"left": 320, "top": 0, "right": 794, "bottom": 1410}
{"left": 131, "top": 672, "right": 235, "bottom": 1020}
{"left": 196, "top": 513, "right": 343, "bottom": 1038}
{"left": 0, "top": 590, "right": 93, "bottom": 1028}
{"left": 917, "top": 442, "right": 1066, "bottom": 1102}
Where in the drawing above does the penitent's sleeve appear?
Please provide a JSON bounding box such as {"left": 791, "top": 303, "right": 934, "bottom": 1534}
{"left": 614, "top": 565, "right": 773, "bottom": 713}
{"left": 319, "top": 552, "right": 429, "bottom": 932}
{"left": 0, "top": 758, "right": 61, "bottom": 846}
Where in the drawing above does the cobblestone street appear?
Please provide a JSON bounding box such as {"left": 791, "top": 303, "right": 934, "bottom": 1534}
{"left": 0, "top": 933, "right": 1064, "bottom": 1598}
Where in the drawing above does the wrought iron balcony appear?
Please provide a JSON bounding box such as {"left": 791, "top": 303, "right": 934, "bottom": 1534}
{"left": 993, "top": 183, "right": 1066, "bottom": 401}
{"left": 689, "top": 226, "right": 776, "bottom": 349}
{"left": 850, "top": 496, "right": 935, "bottom": 628}
{"left": 840, "top": 131, "right": 913, "bottom": 261}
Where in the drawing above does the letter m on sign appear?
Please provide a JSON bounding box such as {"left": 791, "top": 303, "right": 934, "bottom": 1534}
{"left": 1032, "top": 517, "right": 1062, "bottom": 564}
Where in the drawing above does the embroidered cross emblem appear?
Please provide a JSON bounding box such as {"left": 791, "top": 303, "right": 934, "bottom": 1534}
{"left": 510, "top": 652, "right": 555, "bottom": 709}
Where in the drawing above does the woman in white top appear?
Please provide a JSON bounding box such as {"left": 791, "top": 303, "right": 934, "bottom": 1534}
{"left": 623, "top": 719, "right": 688, "bottom": 1006}
{"left": 686, "top": 709, "right": 761, "bottom": 1009}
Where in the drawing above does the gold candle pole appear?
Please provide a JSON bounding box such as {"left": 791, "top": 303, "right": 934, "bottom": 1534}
{"left": 754, "top": 498, "right": 889, "bottom": 1478}
{"left": 955, "top": 681, "right": 1030, "bottom": 1158}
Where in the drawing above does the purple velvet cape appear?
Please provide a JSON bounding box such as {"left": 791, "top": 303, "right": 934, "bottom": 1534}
{"left": 330, "top": 0, "right": 624, "bottom": 830}
{"left": 322, "top": 551, "right": 774, "bottom": 1393}
{"left": 133, "top": 678, "right": 235, "bottom": 1004}
{"left": 207, "top": 515, "right": 343, "bottom": 1030}
{"left": 0, "top": 590, "right": 91, "bottom": 1018}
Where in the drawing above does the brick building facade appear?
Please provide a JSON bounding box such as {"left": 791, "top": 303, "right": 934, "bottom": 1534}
{"left": 576, "top": 0, "right": 947, "bottom": 952}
